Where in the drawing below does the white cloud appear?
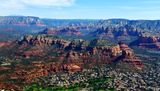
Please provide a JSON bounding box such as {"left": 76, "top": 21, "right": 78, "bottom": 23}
{"left": 0, "top": 0, "right": 24, "bottom": 10}
{"left": 0, "top": 0, "right": 75, "bottom": 10}
{"left": 0, "top": 0, "right": 75, "bottom": 16}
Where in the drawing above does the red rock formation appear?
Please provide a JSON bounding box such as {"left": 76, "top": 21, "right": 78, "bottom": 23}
{"left": 42, "top": 28, "right": 58, "bottom": 35}
{"left": 111, "top": 45, "right": 121, "bottom": 56}
{"left": 0, "top": 83, "right": 20, "bottom": 91}
{"left": 0, "top": 42, "right": 11, "bottom": 48}
{"left": 10, "top": 68, "right": 49, "bottom": 83}
{"left": 119, "top": 43, "right": 144, "bottom": 69}
{"left": 24, "top": 69, "right": 48, "bottom": 82}
{"left": 41, "top": 27, "right": 81, "bottom": 36}
{"left": 136, "top": 36, "right": 160, "bottom": 50}
{"left": 65, "top": 51, "right": 80, "bottom": 64}
{"left": 31, "top": 61, "right": 45, "bottom": 67}
{"left": 62, "top": 64, "right": 82, "bottom": 72}
{"left": 23, "top": 49, "right": 44, "bottom": 58}
{"left": 18, "top": 35, "right": 143, "bottom": 70}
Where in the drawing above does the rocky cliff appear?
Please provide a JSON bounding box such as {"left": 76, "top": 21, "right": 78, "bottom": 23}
{"left": 40, "top": 27, "right": 81, "bottom": 36}
{"left": 17, "top": 35, "right": 143, "bottom": 70}
{"left": 131, "top": 36, "right": 160, "bottom": 50}
{"left": 0, "top": 16, "right": 45, "bottom": 26}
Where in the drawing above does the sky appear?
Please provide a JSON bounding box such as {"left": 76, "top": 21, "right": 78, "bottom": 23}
{"left": 0, "top": 0, "right": 160, "bottom": 19}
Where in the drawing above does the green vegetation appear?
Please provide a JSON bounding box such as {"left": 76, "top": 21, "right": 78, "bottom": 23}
{"left": 24, "top": 77, "right": 115, "bottom": 91}
{"left": 89, "top": 39, "right": 115, "bottom": 47}
{"left": 132, "top": 46, "right": 160, "bottom": 57}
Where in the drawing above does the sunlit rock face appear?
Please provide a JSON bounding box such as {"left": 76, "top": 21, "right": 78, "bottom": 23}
{"left": 17, "top": 35, "right": 143, "bottom": 71}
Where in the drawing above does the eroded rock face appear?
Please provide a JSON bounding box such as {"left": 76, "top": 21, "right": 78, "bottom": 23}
{"left": 60, "top": 27, "right": 81, "bottom": 36}
{"left": 18, "top": 35, "right": 143, "bottom": 70}
{"left": 139, "top": 36, "right": 158, "bottom": 43}
{"left": 23, "top": 48, "right": 44, "bottom": 58}
{"left": 132, "top": 36, "right": 160, "bottom": 50}
{"left": 40, "top": 27, "right": 81, "bottom": 36}
{"left": 100, "top": 27, "right": 115, "bottom": 38}
{"left": 64, "top": 42, "right": 143, "bottom": 70}
{"left": 19, "top": 35, "right": 70, "bottom": 48}
{"left": 119, "top": 43, "right": 143, "bottom": 69}
{"left": 91, "top": 26, "right": 141, "bottom": 41}
{"left": 66, "top": 51, "right": 80, "bottom": 63}
{"left": 10, "top": 68, "right": 49, "bottom": 83}
{"left": 5, "top": 36, "right": 145, "bottom": 87}
{"left": 62, "top": 64, "right": 82, "bottom": 72}
{"left": 42, "top": 28, "right": 58, "bottom": 35}
{"left": 111, "top": 45, "right": 121, "bottom": 56}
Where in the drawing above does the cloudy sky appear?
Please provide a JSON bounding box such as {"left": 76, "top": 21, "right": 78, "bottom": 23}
{"left": 0, "top": 0, "right": 160, "bottom": 19}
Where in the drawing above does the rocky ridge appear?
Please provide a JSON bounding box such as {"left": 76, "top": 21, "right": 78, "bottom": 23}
{"left": 18, "top": 35, "right": 143, "bottom": 70}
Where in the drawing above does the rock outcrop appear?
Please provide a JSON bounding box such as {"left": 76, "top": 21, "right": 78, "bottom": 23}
{"left": 119, "top": 43, "right": 144, "bottom": 69}
{"left": 40, "top": 27, "right": 81, "bottom": 36}
{"left": 18, "top": 35, "right": 143, "bottom": 70}
{"left": 131, "top": 36, "right": 160, "bottom": 50}
{"left": 91, "top": 26, "right": 142, "bottom": 43}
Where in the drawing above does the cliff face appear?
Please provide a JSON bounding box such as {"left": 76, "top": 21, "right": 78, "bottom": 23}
{"left": 91, "top": 26, "right": 141, "bottom": 41}
{"left": 138, "top": 36, "right": 158, "bottom": 43}
{"left": 91, "top": 24, "right": 160, "bottom": 51}
{"left": 1, "top": 17, "right": 160, "bottom": 30}
{"left": 19, "top": 35, "right": 54, "bottom": 46}
{"left": 0, "top": 16, "right": 45, "bottom": 26}
{"left": 131, "top": 36, "right": 160, "bottom": 50}
{"left": 0, "top": 34, "right": 144, "bottom": 87}
{"left": 17, "top": 35, "right": 143, "bottom": 70}
{"left": 111, "top": 45, "right": 121, "bottom": 56}
{"left": 91, "top": 19, "right": 160, "bottom": 43}
{"left": 40, "top": 27, "right": 81, "bottom": 36}
{"left": 97, "top": 19, "right": 160, "bottom": 32}
{"left": 64, "top": 42, "right": 143, "bottom": 70}
{"left": 122, "top": 43, "right": 144, "bottom": 69}
{"left": 1, "top": 17, "right": 160, "bottom": 46}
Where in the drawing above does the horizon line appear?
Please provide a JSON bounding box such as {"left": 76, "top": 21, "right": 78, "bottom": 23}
{"left": 1, "top": 15, "right": 160, "bottom": 21}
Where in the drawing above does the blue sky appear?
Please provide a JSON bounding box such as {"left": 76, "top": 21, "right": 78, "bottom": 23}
{"left": 0, "top": 0, "right": 160, "bottom": 19}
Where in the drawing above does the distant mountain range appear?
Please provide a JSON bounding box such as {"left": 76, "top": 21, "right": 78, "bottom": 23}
{"left": 0, "top": 16, "right": 160, "bottom": 30}
{"left": 0, "top": 16, "right": 44, "bottom": 26}
{"left": 0, "top": 16, "right": 160, "bottom": 50}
